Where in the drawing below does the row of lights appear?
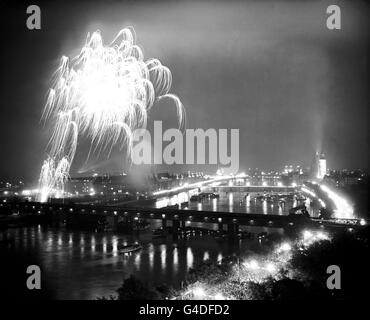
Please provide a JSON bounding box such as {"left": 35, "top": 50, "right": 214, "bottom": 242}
{"left": 1, "top": 202, "right": 270, "bottom": 225}
{"left": 5, "top": 202, "right": 367, "bottom": 228}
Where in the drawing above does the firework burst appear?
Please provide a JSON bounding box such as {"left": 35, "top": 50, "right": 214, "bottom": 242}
{"left": 37, "top": 27, "right": 185, "bottom": 202}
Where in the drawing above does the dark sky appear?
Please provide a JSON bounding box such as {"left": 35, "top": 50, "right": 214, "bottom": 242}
{"left": 0, "top": 0, "right": 369, "bottom": 183}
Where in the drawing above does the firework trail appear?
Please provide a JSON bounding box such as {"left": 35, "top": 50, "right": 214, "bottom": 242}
{"left": 37, "top": 28, "right": 185, "bottom": 202}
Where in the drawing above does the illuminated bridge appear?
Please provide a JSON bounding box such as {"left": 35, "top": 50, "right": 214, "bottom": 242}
{"left": 1, "top": 201, "right": 367, "bottom": 234}
{"left": 203, "top": 185, "right": 296, "bottom": 193}
{"left": 152, "top": 174, "right": 296, "bottom": 197}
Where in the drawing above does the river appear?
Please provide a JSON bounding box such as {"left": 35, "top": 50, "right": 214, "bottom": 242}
{"left": 0, "top": 191, "right": 317, "bottom": 299}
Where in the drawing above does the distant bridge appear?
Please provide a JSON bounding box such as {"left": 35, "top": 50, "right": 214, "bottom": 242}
{"left": 203, "top": 185, "right": 296, "bottom": 193}
{"left": 153, "top": 176, "right": 296, "bottom": 197}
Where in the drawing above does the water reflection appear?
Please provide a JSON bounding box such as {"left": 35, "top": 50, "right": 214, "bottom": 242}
{"left": 154, "top": 190, "right": 320, "bottom": 217}
{"left": 173, "top": 247, "right": 179, "bottom": 273}
{"left": 186, "top": 247, "right": 194, "bottom": 269}
{"left": 160, "top": 244, "right": 166, "bottom": 271}
{"left": 217, "top": 252, "right": 223, "bottom": 262}
{"left": 3, "top": 223, "right": 286, "bottom": 299}
{"left": 148, "top": 243, "right": 154, "bottom": 271}
{"left": 245, "top": 194, "right": 250, "bottom": 210}
{"left": 262, "top": 200, "right": 267, "bottom": 214}
{"left": 212, "top": 199, "right": 217, "bottom": 211}
{"left": 203, "top": 251, "right": 209, "bottom": 261}
{"left": 178, "top": 191, "right": 319, "bottom": 217}
{"left": 102, "top": 236, "right": 107, "bottom": 254}
{"left": 134, "top": 251, "right": 141, "bottom": 269}
{"left": 278, "top": 205, "right": 283, "bottom": 215}
{"left": 228, "top": 193, "right": 233, "bottom": 212}
{"left": 112, "top": 237, "right": 118, "bottom": 256}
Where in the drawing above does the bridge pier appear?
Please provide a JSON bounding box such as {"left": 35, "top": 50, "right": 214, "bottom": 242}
{"left": 129, "top": 217, "right": 136, "bottom": 233}
{"left": 180, "top": 220, "right": 186, "bottom": 228}
{"left": 162, "top": 218, "right": 167, "bottom": 230}
{"left": 227, "top": 222, "right": 239, "bottom": 236}
{"left": 218, "top": 222, "right": 224, "bottom": 232}
{"left": 56, "top": 212, "right": 65, "bottom": 227}
{"left": 0, "top": 230, "right": 8, "bottom": 242}
{"left": 113, "top": 215, "right": 118, "bottom": 231}
{"left": 172, "top": 219, "right": 180, "bottom": 233}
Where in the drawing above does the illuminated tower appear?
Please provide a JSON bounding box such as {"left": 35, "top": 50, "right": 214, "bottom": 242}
{"left": 317, "top": 152, "right": 327, "bottom": 179}
{"left": 310, "top": 151, "right": 319, "bottom": 179}
{"left": 310, "top": 151, "right": 327, "bottom": 180}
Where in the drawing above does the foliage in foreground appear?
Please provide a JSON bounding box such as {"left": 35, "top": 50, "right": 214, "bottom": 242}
{"left": 99, "top": 229, "right": 370, "bottom": 300}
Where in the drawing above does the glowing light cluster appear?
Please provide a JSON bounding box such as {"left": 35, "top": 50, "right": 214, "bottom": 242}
{"left": 300, "top": 230, "right": 330, "bottom": 247}
{"left": 234, "top": 230, "right": 330, "bottom": 284}
{"left": 238, "top": 246, "right": 293, "bottom": 284}
{"left": 301, "top": 187, "right": 316, "bottom": 198}
{"left": 301, "top": 186, "right": 326, "bottom": 208}
{"left": 153, "top": 174, "right": 239, "bottom": 196}
{"left": 243, "top": 259, "right": 277, "bottom": 273}
{"left": 21, "top": 189, "right": 37, "bottom": 196}
{"left": 318, "top": 198, "right": 326, "bottom": 208}
{"left": 320, "top": 185, "right": 354, "bottom": 219}
{"left": 181, "top": 284, "right": 230, "bottom": 300}
{"left": 37, "top": 28, "right": 184, "bottom": 202}
{"left": 176, "top": 227, "right": 334, "bottom": 300}
{"left": 275, "top": 242, "right": 292, "bottom": 253}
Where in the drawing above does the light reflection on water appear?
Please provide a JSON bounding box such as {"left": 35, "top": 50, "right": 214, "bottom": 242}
{"left": 212, "top": 198, "right": 217, "bottom": 211}
{"left": 148, "top": 243, "right": 154, "bottom": 270}
{"left": 156, "top": 191, "right": 319, "bottom": 217}
{"left": 160, "top": 244, "right": 166, "bottom": 271}
{"left": 228, "top": 193, "right": 233, "bottom": 212}
{"left": 3, "top": 221, "right": 279, "bottom": 300}
{"left": 173, "top": 247, "right": 179, "bottom": 273}
{"left": 186, "top": 247, "right": 194, "bottom": 269}
{"left": 2, "top": 192, "right": 318, "bottom": 300}
{"left": 203, "top": 251, "right": 209, "bottom": 261}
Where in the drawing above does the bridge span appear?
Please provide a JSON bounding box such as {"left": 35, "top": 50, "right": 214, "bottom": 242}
{"left": 203, "top": 185, "right": 296, "bottom": 193}
{"left": 1, "top": 201, "right": 367, "bottom": 234}
{"left": 152, "top": 175, "right": 297, "bottom": 197}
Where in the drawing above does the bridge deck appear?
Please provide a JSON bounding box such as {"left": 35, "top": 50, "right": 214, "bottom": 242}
{"left": 1, "top": 201, "right": 367, "bottom": 230}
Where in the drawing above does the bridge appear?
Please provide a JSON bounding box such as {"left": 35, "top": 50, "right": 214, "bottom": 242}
{"left": 151, "top": 174, "right": 283, "bottom": 197}
{"left": 151, "top": 175, "right": 297, "bottom": 201}
{"left": 1, "top": 201, "right": 367, "bottom": 234}
{"left": 202, "top": 185, "right": 296, "bottom": 193}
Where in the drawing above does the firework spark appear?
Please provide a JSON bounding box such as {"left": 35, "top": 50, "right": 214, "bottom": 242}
{"left": 37, "top": 27, "right": 185, "bottom": 202}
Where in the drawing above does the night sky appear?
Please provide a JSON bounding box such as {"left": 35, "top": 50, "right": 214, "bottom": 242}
{"left": 0, "top": 0, "right": 369, "bottom": 183}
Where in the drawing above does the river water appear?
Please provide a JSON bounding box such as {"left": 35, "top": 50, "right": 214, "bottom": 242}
{"left": 0, "top": 191, "right": 317, "bottom": 299}
{"left": 155, "top": 190, "right": 319, "bottom": 216}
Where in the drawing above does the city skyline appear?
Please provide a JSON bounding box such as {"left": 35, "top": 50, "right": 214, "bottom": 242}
{"left": 0, "top": 0, "right": 369, "bottom": 183}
